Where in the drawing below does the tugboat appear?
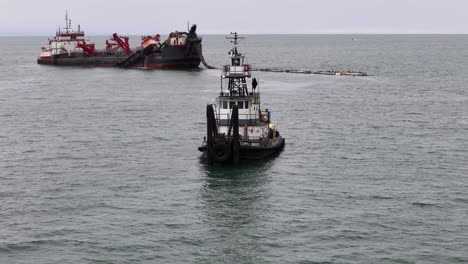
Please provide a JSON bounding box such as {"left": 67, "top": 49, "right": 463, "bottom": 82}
{"left": 37, "top": 12, "right": 201, "bottom": 69}
{"left": 198, "top": 33, "right": 285, "bottom": 164}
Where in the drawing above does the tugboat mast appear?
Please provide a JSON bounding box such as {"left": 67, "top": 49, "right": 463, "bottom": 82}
{"left": 221, "top": 32, "right": 251, "bottom": 97}
{"left": 225, "top": 32, "right": 244, "bottom": 55}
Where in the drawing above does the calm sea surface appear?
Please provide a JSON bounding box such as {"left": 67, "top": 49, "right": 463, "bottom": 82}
{"left": 0, "top": 35, "right": 467, "bottom": 263}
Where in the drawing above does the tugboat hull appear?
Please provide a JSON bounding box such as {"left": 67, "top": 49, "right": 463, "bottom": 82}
{"left": 198, "top": 136, "right": 285, "bottom": 163}
{"left": 239, "top": 138, "right": 286, "bottom": 159}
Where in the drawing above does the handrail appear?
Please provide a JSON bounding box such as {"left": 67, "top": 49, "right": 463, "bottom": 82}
{"left": 215, "top": 112, "right": 270, "bottom": 124}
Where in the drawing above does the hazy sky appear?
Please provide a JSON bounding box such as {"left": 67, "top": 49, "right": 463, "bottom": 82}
{"left": 0, "top": 0, "right": 467, "bottom": 35}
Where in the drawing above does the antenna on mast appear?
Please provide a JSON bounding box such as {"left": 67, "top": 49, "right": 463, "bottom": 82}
{"left": 225, "top": 32, "right": 245, "bottom": 56}
{"left": 226, "top": 32, "right": 243, "bottom": 46}
{"left": 64, "top": 11, "right": 71, "bottom": 32}
{"left": 63, "top": 10, "right": 73, "bottom": 32}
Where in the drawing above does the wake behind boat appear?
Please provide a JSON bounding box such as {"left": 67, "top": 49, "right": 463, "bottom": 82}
{"left": 198, "top": 33, "right": 285, "bottom": 164}
{"left": 37, "top": 12, "right": 201, "bottom": 69}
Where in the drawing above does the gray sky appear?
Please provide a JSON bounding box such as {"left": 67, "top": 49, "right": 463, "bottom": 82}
{"left": 0, "top": 0, "right": 467, "bottom": 35}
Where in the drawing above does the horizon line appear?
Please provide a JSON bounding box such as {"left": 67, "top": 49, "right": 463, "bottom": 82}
{"left": 2, "top": 33, "right": 468, "bottom": 37}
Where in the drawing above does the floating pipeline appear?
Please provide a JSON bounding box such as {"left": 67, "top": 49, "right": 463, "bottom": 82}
{"left": 197, "top": 48, "right": 368, "bottom": 76}
{"left": 311, "top": 70, "right": 368, "bottom": 76}
{"left": 252, "top": 68, "right": 369, "bottom": 76}
{"left": 197, "top": 54, "right": 368, "bottom": 77}
{"left": 196, "top": 43, "right": 217, "bottom": 69}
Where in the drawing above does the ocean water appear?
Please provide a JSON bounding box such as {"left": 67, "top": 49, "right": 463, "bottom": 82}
{"left": 0, "top": 35, "right": 467, "bottom": 263}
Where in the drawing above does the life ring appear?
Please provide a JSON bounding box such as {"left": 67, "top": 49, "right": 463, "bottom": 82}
{"left": 243, "top": 64, "right": 249, "bottom": 72}
{"left": 212, "top": 142, "right": 232, "bottom": 162}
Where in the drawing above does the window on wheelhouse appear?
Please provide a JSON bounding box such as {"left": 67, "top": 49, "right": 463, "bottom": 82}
{"left": 238, "top": 101, "right": 244, "bottom": 109}
{"left": 232, "top": 58, "right": 241, "bottom": 66}
{"left": 222, "top": 101, "right": 227, "bottom": 109}
{"left": 245, "top": 101, "right": 249, "bottom": 109}
{"left": 229, "top": 101, "right": 235, "bottom": 109}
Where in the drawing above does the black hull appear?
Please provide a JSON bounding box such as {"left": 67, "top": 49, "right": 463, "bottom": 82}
{"left": 37, "top": 45, "right": 201, "bottom": 69}
{"left": 238, "top": 138, "right": 286, "bottom": 159}
{"left": 198, "top": 136, "right": 285, "bottom": 163}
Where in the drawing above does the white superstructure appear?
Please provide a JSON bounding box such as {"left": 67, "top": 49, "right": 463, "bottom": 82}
{"left": 212, "top": 33, "right": 274, "bottom": 143}
{"left": 39, "top": 12, "right": 94, "bottom": 59}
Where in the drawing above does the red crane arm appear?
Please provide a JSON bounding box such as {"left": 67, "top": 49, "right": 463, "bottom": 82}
{"left": 111, "top": 33, "right": 131, "bottom": 54}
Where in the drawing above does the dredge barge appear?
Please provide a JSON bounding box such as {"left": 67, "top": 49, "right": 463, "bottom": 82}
{"left": 37, "top": 13, "right": 201, "bottom": 69}
{"left": 198, "top": 33, "right": 285, "bottom": 164}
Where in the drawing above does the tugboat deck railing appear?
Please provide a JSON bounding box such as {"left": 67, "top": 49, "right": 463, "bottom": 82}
{"left": 215, "top": 112, "right": 270, "bottom": 125}
{"left": 223, "top": 65, "right": 251, "bottom": 77}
